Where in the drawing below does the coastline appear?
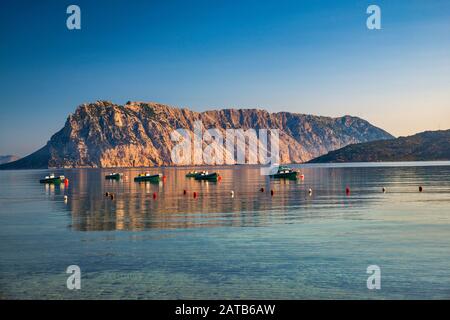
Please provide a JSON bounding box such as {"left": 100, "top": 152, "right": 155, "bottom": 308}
{"left": 2, "top": 160, "right": 450, "bottom": 171}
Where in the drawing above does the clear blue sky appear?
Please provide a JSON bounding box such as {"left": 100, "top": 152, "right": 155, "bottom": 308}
{"left": 0, "top": 0, "right": 449, "bottom": 156}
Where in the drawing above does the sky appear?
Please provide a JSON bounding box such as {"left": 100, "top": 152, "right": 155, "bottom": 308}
{"left": 0, "top": 0, "right": 449, "bottom": 157}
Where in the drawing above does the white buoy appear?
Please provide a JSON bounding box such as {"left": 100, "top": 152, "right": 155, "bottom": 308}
{"left": 64, "top": 195, "right": 68, "bottom": 202}
{"left": 230, "top": 190, "right": 234, "bottom": 198}
{"left": 308, "top": 188, "right": 312, "bottom": 195}
{"left": 382, "top": 187, "right": 386, "bottom": 193}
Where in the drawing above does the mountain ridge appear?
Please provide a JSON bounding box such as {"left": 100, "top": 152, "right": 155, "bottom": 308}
{"left": 0, "top": 100, "right": 393, "bottom": 169}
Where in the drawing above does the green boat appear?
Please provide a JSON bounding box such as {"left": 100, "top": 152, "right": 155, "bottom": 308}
{"left": 134, "top": 173, "right": 162, "bottom": 182}
{"left": 40, "top": 174, "right": 65, "bottom": 184}
{"left": 185, "top": 170, "right": 206, "bottom": 178}
{"left": 105, "top": 172, "right": 123, "bottom": 180}
{"left": 194, "top": 172, "right": 219, "bottom": 181}
{"left": 185, "top": 171, "right": 199, "bottom": 178}
{"left": 269, "top": 166, "right": 298, "bottom": 179}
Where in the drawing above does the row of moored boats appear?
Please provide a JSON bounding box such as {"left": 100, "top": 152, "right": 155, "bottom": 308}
{"left": 105, "top": 172, "right": 164, "bottom": 182}
{"left": 40, "top": 166, "right": 300, "bottom": 184}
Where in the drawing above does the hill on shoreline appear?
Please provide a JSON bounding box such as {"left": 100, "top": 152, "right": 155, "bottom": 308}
{"left": 308, "top": 130, "right": 450, "bottom": 163}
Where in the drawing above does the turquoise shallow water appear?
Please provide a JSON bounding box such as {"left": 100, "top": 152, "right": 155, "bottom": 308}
{"left": 0, "top": 162, "right": 449, "bottom": 299}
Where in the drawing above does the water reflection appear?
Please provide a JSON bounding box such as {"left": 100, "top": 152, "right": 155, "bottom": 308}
{"left": 2, "top": 163, "right": 450, "bottom": 300}
{"left": 39, "top": 164, "right": 450, "bottom": 231}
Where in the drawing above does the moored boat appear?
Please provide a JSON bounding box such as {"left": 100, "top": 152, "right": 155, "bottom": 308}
{"left": 105, "top": 172, "right": 123, "bottom": 180}
{"left": 134, "top": 173, "right": 162, "bottom": 182}
{"left": 186, "top": 170, "right": 206, "bottom": 178}
{"left": 40, "top": 174, "right": 65, "bottom": 184}
{"left": 194, "top": 172, "right": 219, "bottom": 181}
{"left": 269, "top": 166, "right": 298, "bottom": 179}
{"left": 185, "top": 171, "right": 199, "bottom": 177}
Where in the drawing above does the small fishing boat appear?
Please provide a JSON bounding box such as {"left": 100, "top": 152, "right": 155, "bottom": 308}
{"left": 134, "top": 173, "right": 162, "bottom": 182}
{"left": 40, "top": 174, "right": 65, "bottom": 184}
{"left": 186, "top": 170, "right": 206, "bottom": 178}
{"left": 194, "top": 172, "right": 219, "bottom": 181}
{"left": 185, "top": 171, "right": 199, "bottom": 178}
{"left": 105, "top": 172, "right": 123, "bottom": 180}
{"left": 269, "top": 166, "right": 298, "bottom": 179}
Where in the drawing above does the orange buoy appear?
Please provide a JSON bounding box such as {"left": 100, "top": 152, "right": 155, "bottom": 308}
{"left": 260, "top": 187, "right": 265, "bottom": 192}
{"left": 162, "top": 176, "right": 167, "bottom": 182}
{"left": 270, "top": 190, "right": 274, "bottom": 196}
{"left": 218, "top": 176, "right": 222, "bottom": 181}
{"left": 300, "top": 174, "right": 305, "bottom": 180}
{"left": 64, "top": 178, "right": 69, "bottom": 187}
{"left": 419, "top": 186, "right": 423, "bottom": 192}
{"left": 153, "top": 192, "right": 157, "bottom": 199}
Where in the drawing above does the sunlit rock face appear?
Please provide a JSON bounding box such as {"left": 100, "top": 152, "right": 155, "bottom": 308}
{"left": 1, "top": 100, "right": 393, "bottom": 169}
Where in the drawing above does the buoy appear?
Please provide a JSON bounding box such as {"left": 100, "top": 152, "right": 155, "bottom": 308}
{"left": 260, "top": 187, "right": 265, "bottom": 192}
{"left": 64, "top": 195, "right": 68, "bottom": 202}
{"left": 105, "top": 192, "right": 109, "bottom": 197}
{"left": 419, "top": 186, "right": 423, "bottom": 192}
{"left": 382, "top": 187, "right": 386, "bottom": 193}
{"left": 270, "top": 190, "right": 274, "bottom": 196}
{"left": 153, "top": 192, "right": 157, "bottom": 199}
{"left": 162, "top": 176, "right": 167, "bottom": 182}
{"left": 230, "top": 190, "right": 234, "bottom": 197}
{"left": 193, "top": 192, "right": 197, "bottom": 198}
{"left": 308, "top": 188, "right": 312, "bottom": 195}
{"left": 218, "top": 176, "right": 222, "bottom": 181}
{"left": 300, "top": 174, "right": 305, "bottom": 180}
{"left": 183, "top": 189, "right": 187, "bottom": 195}
{"left": 64, "top": 178, "right": 69, "bottom": 187}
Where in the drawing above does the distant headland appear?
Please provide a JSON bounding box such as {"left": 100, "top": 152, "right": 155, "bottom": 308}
{"left": 308, "top": 130, "right": 450, "bottom": 163}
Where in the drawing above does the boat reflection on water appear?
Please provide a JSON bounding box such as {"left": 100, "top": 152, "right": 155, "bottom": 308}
{"left": 47, "top": 165, "right": 416, "bottom": 232}
{"left": 64, "top": 167, "right": 284, "bottom": 231}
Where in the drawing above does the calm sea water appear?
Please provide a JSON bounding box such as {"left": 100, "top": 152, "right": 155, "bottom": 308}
{"left": 0, "top": 162, "right": 449, "bottom": 299}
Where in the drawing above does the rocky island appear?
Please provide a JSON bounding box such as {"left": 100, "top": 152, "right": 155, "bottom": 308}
{"left": 0, "top": 100, "right": 393, "bottom": 169}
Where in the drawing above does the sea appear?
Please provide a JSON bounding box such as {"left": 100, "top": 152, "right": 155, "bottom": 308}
{"left": 0, "top": 162, "right": 449, "bottom": 299}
